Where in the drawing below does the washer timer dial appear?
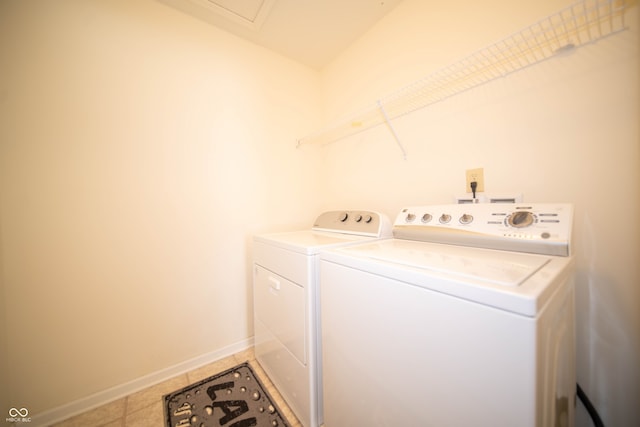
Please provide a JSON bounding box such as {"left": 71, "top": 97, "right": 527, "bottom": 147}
{"left": 507, "top": 211, "right": 535, "bottom": 228}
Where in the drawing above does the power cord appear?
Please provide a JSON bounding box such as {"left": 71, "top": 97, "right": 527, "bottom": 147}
{"left": 577, "top": 383, "right": 605, "bottom": 427}
{"left": 470, "top": 181, "right": 478, "bottom": 200}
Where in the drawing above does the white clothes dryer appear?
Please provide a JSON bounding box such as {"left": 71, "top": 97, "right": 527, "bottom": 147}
{"left": 319, "top": 203, "right": 575, "bottom": 427}
{"left": 253, "top": 211, "right": 392, "bottom": 427}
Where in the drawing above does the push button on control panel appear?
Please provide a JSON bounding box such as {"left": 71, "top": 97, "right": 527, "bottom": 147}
{"left": 439, "top": 214, "right": 452, "bottom": 224}
{"left": 459, "top": 214, "right": 473, "bottom": 224}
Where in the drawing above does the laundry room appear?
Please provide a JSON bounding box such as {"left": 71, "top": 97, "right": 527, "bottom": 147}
{"left": 0, "top": 0, "right": 637, "bottom": 426}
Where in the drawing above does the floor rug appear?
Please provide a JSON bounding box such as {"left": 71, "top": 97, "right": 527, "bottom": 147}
{"left": 164, "top": 362, "right": 290, "bottom": 427}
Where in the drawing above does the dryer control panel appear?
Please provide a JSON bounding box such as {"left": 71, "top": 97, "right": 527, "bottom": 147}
{"left": 393, "top": 203, "right": 573, "bottom": 256}
{"left": 313, "top": 210, "right": 392, "bottom": 238}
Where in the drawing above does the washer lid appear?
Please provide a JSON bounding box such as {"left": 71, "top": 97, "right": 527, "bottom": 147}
{"left": 321, "top": 239, "right": 574, "bottom": 316}
{"left": 254, "top": 230, "right": 380, "bottom": 255}
{"left": 352, "top": 239, "right": 550, "bottom": 287}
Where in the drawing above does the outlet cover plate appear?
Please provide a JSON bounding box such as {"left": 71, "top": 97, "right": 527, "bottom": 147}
{"left": 466, "top": 168, "right": 485, "bottom": 193}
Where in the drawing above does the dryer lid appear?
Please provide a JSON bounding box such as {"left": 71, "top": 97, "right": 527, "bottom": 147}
{"left": 254, "top": 230, "right": 380, "bottom": 255}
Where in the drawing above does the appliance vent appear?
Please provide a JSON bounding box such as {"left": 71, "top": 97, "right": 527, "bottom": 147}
{"left": 455, "top": 194, "right": 523, "bottom": 204}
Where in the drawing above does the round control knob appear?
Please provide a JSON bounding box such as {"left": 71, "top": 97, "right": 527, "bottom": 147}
{"left": 439, "top": 214, "right": 452, "bottom": 224}
{"left": 355, "top": 214, "right": 363, "bottom": 222}
{"left": 406, "top": 213, "right": 416, "bottom": 222}
{"left": 339, "top": 212, "right": 349, "bottom": 222}
{"left": 364, "top": 215, "right": 373, "bottom": 223}
{"left": 421, "top": 213, "right": 433, "bottom": 223}
{"left": 508, "top": 211, "right": 534, "bottom": 228}
{"left": 459, "top": 214, "right": 473, "bottom": 224}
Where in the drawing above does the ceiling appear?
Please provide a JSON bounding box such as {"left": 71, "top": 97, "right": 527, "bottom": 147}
{"left": 158, "top": 0, "right": 404, "bottom": 69}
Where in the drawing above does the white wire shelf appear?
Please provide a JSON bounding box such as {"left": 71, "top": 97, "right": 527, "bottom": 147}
{"left": 296, "top": 0, "right": 628, "bottom": 154}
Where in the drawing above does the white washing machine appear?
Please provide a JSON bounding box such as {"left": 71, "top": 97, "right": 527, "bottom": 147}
{"left": 320, "top": 203, "right": 575, "bottom": 427}
{"left": 253, "top": 211, "right": 392, "bottom": 427}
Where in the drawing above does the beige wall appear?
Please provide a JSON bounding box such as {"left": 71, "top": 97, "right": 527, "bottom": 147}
{"left": 1, "top": 0, "right": 638, "bottom": 426}
{"left": 0, "top": 212, "right": 7, "bottom": 423}
{"left": 0, "top": 0, "right": 322, "bottom": 418}
{"left": 317, "top": 0, "right": 639, "bottom": 426}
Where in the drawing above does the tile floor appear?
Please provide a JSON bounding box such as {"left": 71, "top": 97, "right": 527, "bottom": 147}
{"left": 51, "top": 348, "right": 302, "bottom": 427}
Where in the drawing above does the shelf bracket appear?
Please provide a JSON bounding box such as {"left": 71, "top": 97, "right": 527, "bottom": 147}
{"left": 377, "top": 100, "right": 407, "bottom": 160}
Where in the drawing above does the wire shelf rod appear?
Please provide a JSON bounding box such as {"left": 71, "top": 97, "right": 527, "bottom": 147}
{"left": 296, "top": 0, "right": 628, "bottom": 150}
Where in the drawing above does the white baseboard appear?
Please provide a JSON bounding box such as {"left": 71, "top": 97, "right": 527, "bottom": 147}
{"left": 31, "top": 337, "right": 253, "bottom": 427}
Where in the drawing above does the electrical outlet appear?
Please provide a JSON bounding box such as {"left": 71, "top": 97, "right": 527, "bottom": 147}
{"left": 466, "top": 168, "right": 485, "bottom": 193}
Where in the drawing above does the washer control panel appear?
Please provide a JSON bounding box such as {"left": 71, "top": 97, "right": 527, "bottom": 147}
{"left": 393, "top": 204, "right": 573, "bottom": 256}
{"left": 313, "top": 210, "right": 392, "bottom": 237}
